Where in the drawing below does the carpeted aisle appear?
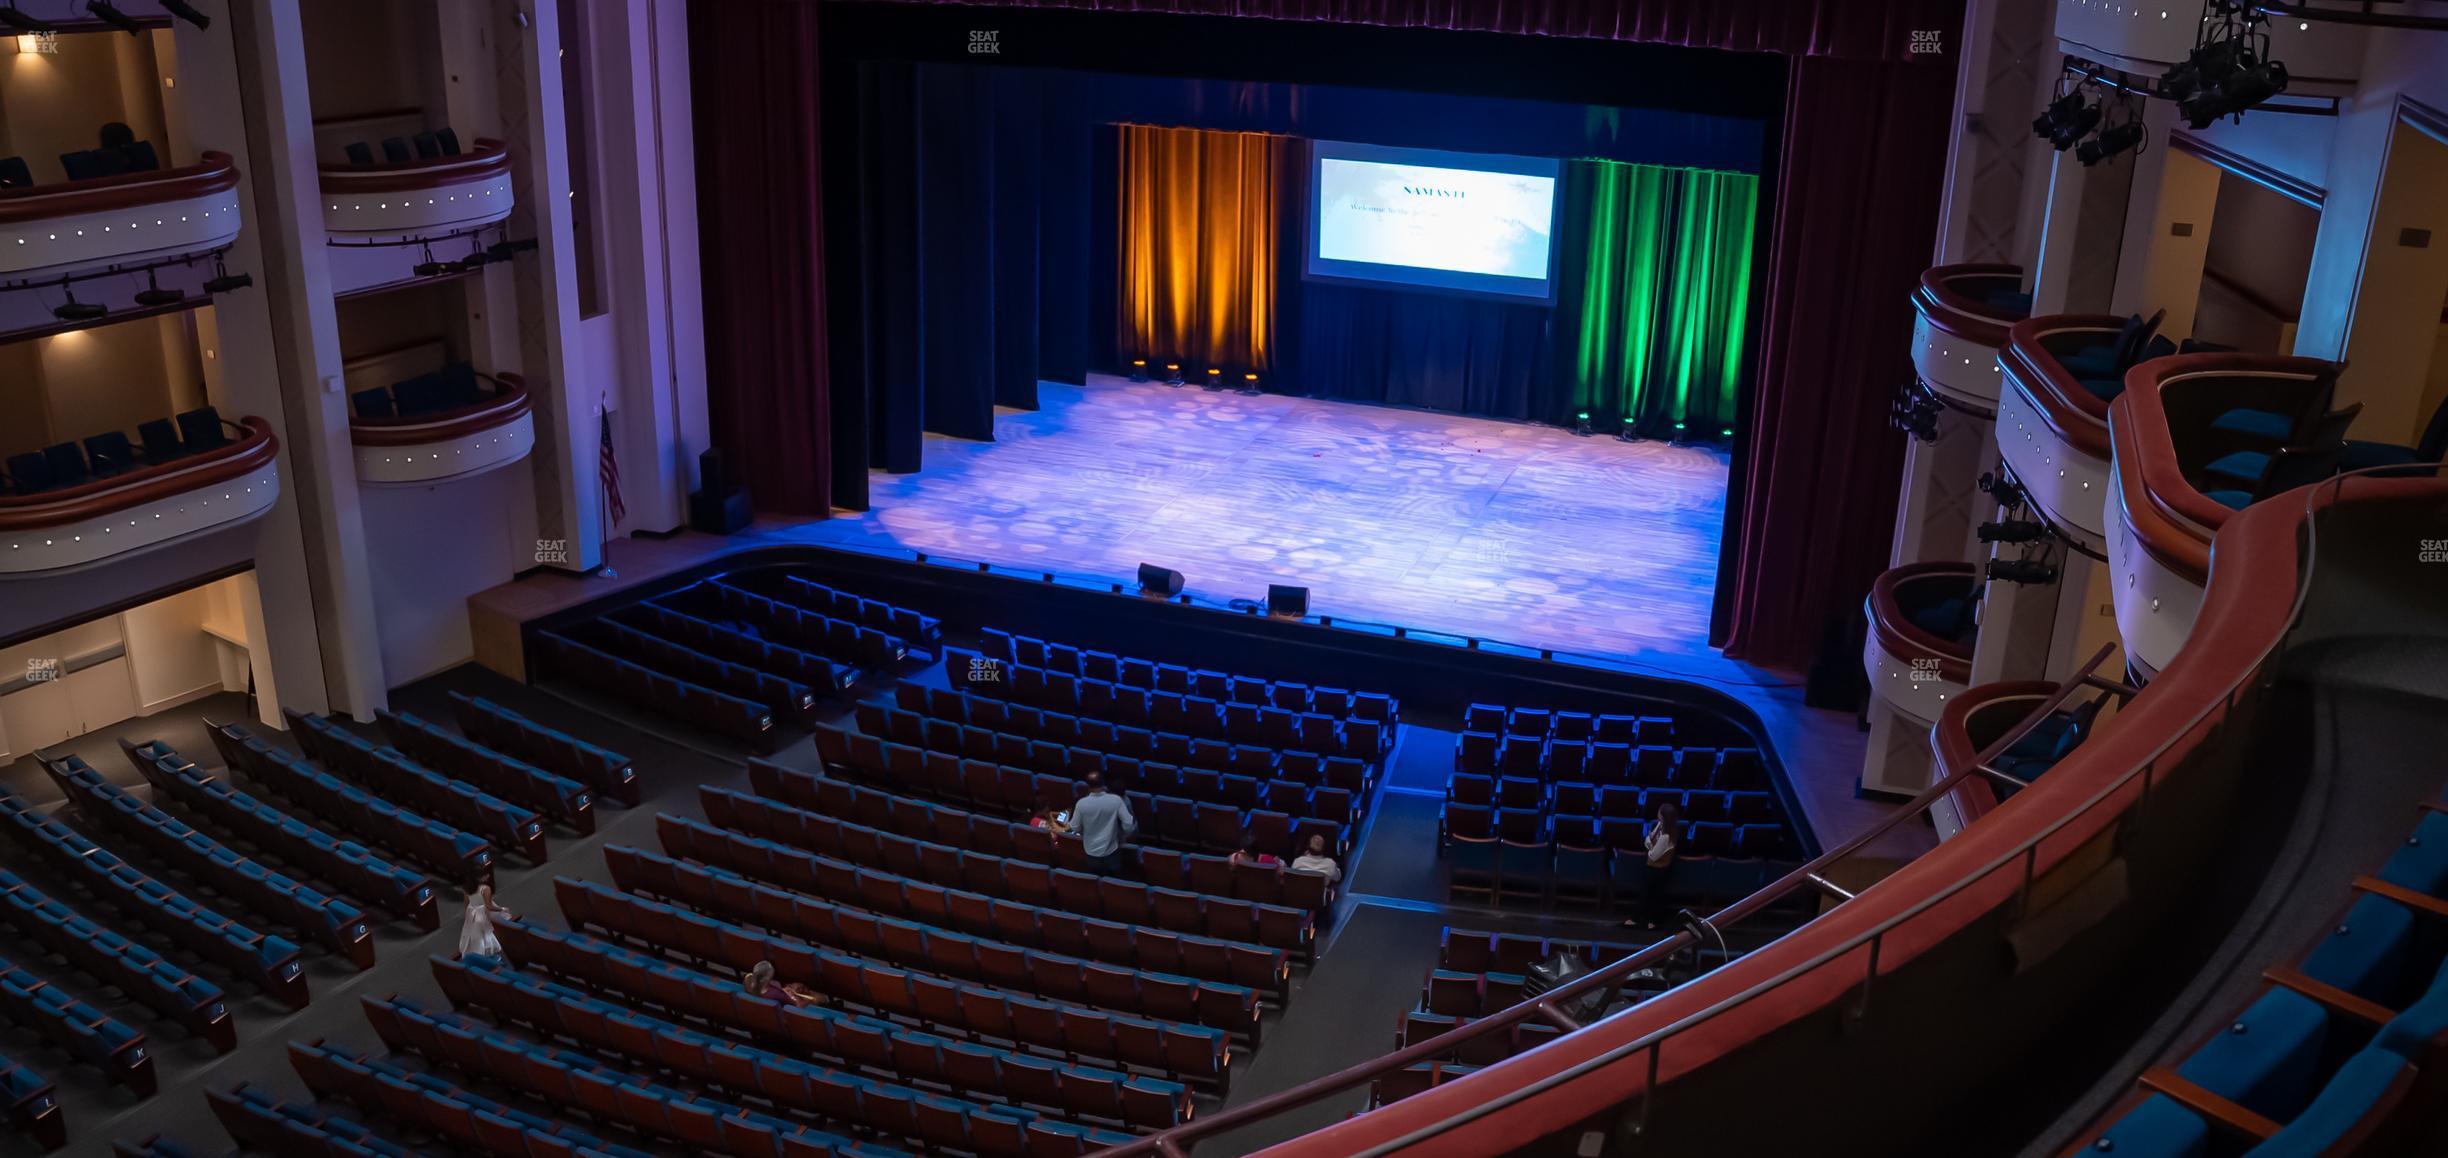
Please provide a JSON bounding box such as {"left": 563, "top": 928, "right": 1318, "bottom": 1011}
{"left": 1202, "top": 901, "right": 1452, "bottom": 1156}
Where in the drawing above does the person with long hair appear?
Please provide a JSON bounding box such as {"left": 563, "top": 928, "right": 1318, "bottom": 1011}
{"left": 458, "top": 883, "right": 515, "bottom": 959}
{"left": 1623, "top": 799, "right": 1682, "bottom": 930}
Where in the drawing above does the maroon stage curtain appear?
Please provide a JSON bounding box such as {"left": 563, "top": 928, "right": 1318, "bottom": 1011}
{"left": 1712, "top": 53, "right": 1957, "bottom": 666}
{"left": 687, "top": 0, "right": 833, "bottom": 514}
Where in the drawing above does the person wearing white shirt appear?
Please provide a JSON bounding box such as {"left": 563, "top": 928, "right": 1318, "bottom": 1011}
{"left": 1289, "top": 833, "right": 1341, "bottom": 883}
{"left": 1623, "top": 800, "right": 1681, "bottom": 930}
{"left": 458, "top": 883, "right": 515, "bottom": 959}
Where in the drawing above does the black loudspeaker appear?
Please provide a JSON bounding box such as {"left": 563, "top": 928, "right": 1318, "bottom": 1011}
{"left": 1137, "top": 563, "right": 1184, "bottom": 597}
{"left": 1267, "top": 584, "right": 1309, "bottom": 617}
{"left": 698, "top": 448, "right": 736, "bottom": 498}
{"left": 689, "top": 447, "right": 750, "bottom": 534}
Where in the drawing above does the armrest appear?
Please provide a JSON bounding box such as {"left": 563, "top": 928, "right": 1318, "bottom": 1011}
{"left": 2353, "top": 875, "right": 2448, "bottom": 920}
{"left": 2263, "top": 966, "right": 2395, "bottom": 1025}
{"left": 2139, "top": 1067, "right": 2282, "bottom": 1141}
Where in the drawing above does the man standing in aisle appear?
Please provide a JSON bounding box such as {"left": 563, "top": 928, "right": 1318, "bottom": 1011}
{"left": 1073, "top": 772, "right": 1137, "bottom": 877}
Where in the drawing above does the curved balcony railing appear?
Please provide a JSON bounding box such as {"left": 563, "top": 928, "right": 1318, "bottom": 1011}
{"left": 2105, "top": 353, "right": 2338, "bottom": 678}
{"left": 0, "top": 417, "right": 279, "bottom": 575}
{"left": 0, "top": 151, "right": 243, "bottom": 282}
{"left": 1994, "top": 314, "right": 2128, "bottom": 552}
{"left": 319, "top": 139, "right": 513, "bottom": 244}
{"left": 1105, "top": 471, "right": 2433, "bottom": 1157}
{"left": 349, "top": 371, "right": 535, "bottom": 486}
{"left": 1862, "top": 560, "right": 1980, "bottom": 725}
{"left": 1910, "top": 263, "right": 2027, "bottom": 415}
{"left": 1929, "top": 680, "right": 2061, "bottom": 838}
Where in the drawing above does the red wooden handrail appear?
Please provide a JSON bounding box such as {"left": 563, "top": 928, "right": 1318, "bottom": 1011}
{"left": 2000, "top": 315, "right": 2123, "bottom": 460}
{"left": 2109, "top": 353, "right": 2338, "bottom": 584}
{"left": 318, "top": 140, "right": 511, "bottom": 196}
{"left": 1913, "top": 263, "right": 2028, "bottom": 348}
{"left": 1865, "top": 560, "right": 1979, "bottom": 684}
{"left": 348, "top": 373, "right": 533, "bottom": 448}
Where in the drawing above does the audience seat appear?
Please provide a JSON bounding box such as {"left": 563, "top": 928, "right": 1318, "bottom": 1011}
{"left": 209, "top": 721, "right": 497, "bottom": 887}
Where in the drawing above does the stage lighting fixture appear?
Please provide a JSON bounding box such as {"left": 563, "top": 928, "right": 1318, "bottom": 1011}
{"left": 413, "top": 245, "right": 449, "bottom": 278}
{"left": 86, "top": 0, "right": 143, "bottom": 35}
{"left": 0, "top": 3, "right": 52, "bottom": 33}
{"left": 158, "top": 0, "right": 209, "bottom": 28}
{"left": 1164, "top": 362, "right": 1184, "bottom": 387}
{"left": 1986, "top": 557, "right": 2059, "bottom": 586}
{"left": 2077, "top": 119, "right": 2146, "bottom": 166}
{"left": 202, "top": 263, "right": 253, "bottom": 295}
{"left": 486, "top": 236, "right": 539, "bottom": 261}
{"left": 133, "top": 269, "right": 186, "bottom": 307}
{"left": 52, "top": 286, "right": 106, "bottom": 322}
{"left": 1204, "top": 367, "right": 1224, "bottom": 391}
{"left": 2160, "top": 2, "right": 2290, "bottom": 129}
{"left": 1238, "top": 372, "right": 1261, "bottom": 396}
{"left": 1136, "top": 563, "right": 1185, "bottom": 597}
{"left": 1266, "top": 584, "right": 1309, "bottom": 618}
{"left": 2031, "top": 84, "right": 2099, "bottom": 153}
{"left": 1615, "top": 417, "right": 1638, "bottom": 443}
{"left": 1720, "top": 426, "right": 1735, "bottom": 439}
{"left": 1977, "top": 470, "right": 2027, "bottom": 509}
{"left": 1128, "top": 359, "right": 1148, "bottom": 382}
{"left": 1977, "top": 520, "right": 2048, "bottom": 544}
{"left": 1572, "top": 411, "right": 1592, "bottom": 436}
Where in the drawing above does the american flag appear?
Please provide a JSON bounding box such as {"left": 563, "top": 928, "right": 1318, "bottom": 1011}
{"left": 598, "top": 406, "right": 626, "bottom": 527}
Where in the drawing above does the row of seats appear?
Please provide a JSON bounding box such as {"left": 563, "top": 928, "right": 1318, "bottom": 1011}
{"left": 441, "top": 949, "right": 1190, "bottom": 1133}
{"left": 641, "top": 826, "right": 1290, "bottom": 999}
{"left": 206, "top": 1084, "right": 414, "bottom": 1158}
{"left": 584, "top": 851, "right": 1263, "bottom": 1039}
{"left": 287, "top": 709, "right": 548, "bottom": 862}
{"left": 210, "top": 722, "right": 496, "bottom": 887}
{"left": 0, "top": 866, "right": 231, "bottom": 1052}
{"left": 816, "top": 729, "right": 1348, "bottom": 859}
{"left": 0, "top": 793, "right": 304, "bottom": 1007}
{"left": 670, "top": 807, "right": 1303, "bottom": 986}
{"left": 738, "top": 571, "right": 944, "bottom": 653}
{"left": 380, "top": 709, "right": 595, "bottom": 835}
{"left": 49, "top": 123, "right": 164, "bottom": 183}
{"left": 1462, "top": 702, "right": 1734, "bottom": 746}
{"left": 433, "top": 954, "right": 1168, "bottom": 1145}
{"left": 1446, "top": 806, "right": 1789, "bottom": 858}
{"left": 1440, "top": 927, "right": 1649, "bottom": 976}
{"left": 854, "top": 704, "right": 1361, "bottom": 822}
{"left": 1449, "top": 777, "right": 1779, "bottom": 825}
{"left": 0, "top": 954, "right": 152, "bottom": 1096}
{"left": 975, "top": 630, "right": 1396, "bottom": 725}
{"left": 450, "top": 692, "right": 639, "bottom": 805}
{"left": 948, "top": 649, "right": 1389, "bottom": 762}
{"left": 126, "top": 738, "right": 438, "bottom": 931}
{"left": 42, "top": 755, "right": 372, "bottom": 967}
{"left": 537, "top": 632, "right": 776, "bottom": 746}
{"left": 348, "top": 360, "right": 492, "bottom": 421}
{"left": 891, "top": 684, "right": 1377, "bottom": 796}
{"left": 611, "top": 603, "right": 855, "bottom": 700}
{"left": 567, "top": 619, "right": 822, "bottom": 726}
{"left": 752, "top": 761, "right": 1332, "bottom": 912}
{"left": 500, "top": 919, "right": 1232, "bottom": 1093}
{"left": 1448, "top": 831, "right": 1791, "bottom": 908}
{"left": 1393, "top": 1009, "right": 1561, "bottom": 1070}
{"left": 289, "top": 1034, "right": 667, "bottom": 1158}
{"left": 1421, "top": 968, "right": 1535, "bottom": 1019}
{"left": 2080, "top": 791, "right": 2448, "bottom": 1156}
{"left": 692, "top": 581, "right": 913, "bottom": 671}
{"left": 2, "top": 409, "right": 234, "bottom": 497}
{"left": 336, "top": 125, "right": 466, "bottom": 166}
{"left": 1456, "top": 733, "right": 1772, "bottom": 791}
{"left": 1370, "top": 1059, "right": 1480, "bottom": 1110}
{"left": 0, "top": 1052, "right": 59, "bottom": 1151}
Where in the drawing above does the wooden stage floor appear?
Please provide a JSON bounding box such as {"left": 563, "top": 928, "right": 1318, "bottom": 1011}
{"left": 795, "top": 376, "right": 1735, "bottom": 676}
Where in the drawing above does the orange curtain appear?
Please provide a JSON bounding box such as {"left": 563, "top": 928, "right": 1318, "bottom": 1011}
{"left": 1118, "top": 124, "right": 1286, "bottom": 374}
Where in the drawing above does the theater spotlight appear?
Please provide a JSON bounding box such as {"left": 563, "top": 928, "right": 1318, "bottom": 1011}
{"left": 1128, "top": 359, "right": 1148, "bottom": 382}
{"left": 1986, "top": 557, "right": 2059, "bottom": 586}
{"left": 0, "top": 3, "right": 54, "bottom": 33}
{"left": 1572, "top": 411, "right": 1593, "bottom": 436}
{"left": 85, "top": 0, "right": 143, "bottom": 35}
{"left": 2030, "top": 82, "right": 2099, "bottom": 153}
{"left": 133, "top": 268, "right": 186, "bottom": 307}
{"left": 413, "top": 245, "right": 449, "bottom": 278}
{"left": 52, "top": 286, "right": 106, "bottom": 322}
{"left": 158, "top": 0, "right": 209, "bottom": 29}
{"left": 202, "top": 261, "right": 253, "bottom": 295}
{"left": 2077, "top": 90, "right": 2147, "bottom": 166}
{"left": 2161, "top": 2, "right": 2289, "bottom": 129}
{"left": 1204, "top": 367, "right": 1224, "bottom": 391}
{"left": 1616, "top": 417, "right": 1638, "bottom": 443}
{"left": 1977, "top": 470, "right": 2027, "bottom": 510}
{"left": 1977, "top": 520, "right": 2049, "bottom": 544}
{"left": 1163, "top": 362, "right": 1184, "bottom": 387}
{"left": 1238, "top": 372, "right": 1261, "bottom": 396}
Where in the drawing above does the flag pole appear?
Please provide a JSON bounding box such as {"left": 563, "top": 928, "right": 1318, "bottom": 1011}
{"left": 597, "top": 396, "right": 618, "bottom": 580}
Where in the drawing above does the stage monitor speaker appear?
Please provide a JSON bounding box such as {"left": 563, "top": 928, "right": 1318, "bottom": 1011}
{"left": 699, "top": 448, "right": 736, "bottom": 498}
{"left": 1137, "top": 563, "right": 1185, "bottom": 597}
{"left": 1267, "top": 584, "right": 1309, "bottom": 617}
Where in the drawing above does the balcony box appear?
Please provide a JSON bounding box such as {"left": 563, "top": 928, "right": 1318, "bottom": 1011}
{"left": 0, "top": 416, "right": 279, "bottom": 577}
{"left": 1996, "top": 315, "right": 2128, "bottom": 553}
{"left": 320, "top": 140, "right": 515, "bottom": 296}
{"left": 1863, "top": 561, "right": 1981, "bottom": 727}
{"left": 1927, "top": 680, "right": 2058, "bottom": 840}
{"left": 1911, "top": 264, "right": 2027, "bottom": 415}
{"left": 350, "top": 372, "right": 536, "bottom": 487}
{"left": 0, "top": 152, "right": 243, "bottom": 339}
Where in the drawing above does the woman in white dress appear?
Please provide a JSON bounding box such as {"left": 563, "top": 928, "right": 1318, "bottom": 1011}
{"left": 458, "top": 883, "right": 515, "bottom": 959}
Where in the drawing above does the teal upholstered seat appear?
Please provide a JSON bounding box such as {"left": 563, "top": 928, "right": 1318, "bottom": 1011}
{"left": 2175, "top": 988, "right": 2330, "bottom": 1121}
{"left": 2378, "top": 812, "right": 2448, "bottom": 896}
{"left": 2087, "top": 1094, "right": 2208, "bottom": 1156}
{"left": 2300, "top": 893, "right": 2415, "bottom": 1005}
{"left": 2240, "top": 1048, "right": 2413, "bottom": 1157}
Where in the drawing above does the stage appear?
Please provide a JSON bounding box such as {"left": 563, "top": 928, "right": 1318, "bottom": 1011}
{"left": 788, "top": 375, "right": 1733, "bottom": 673}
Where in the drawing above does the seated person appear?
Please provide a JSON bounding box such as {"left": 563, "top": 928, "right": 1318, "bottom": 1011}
{"left": 1229, "top": 843, "right": 1280, "bottom": 869}
{"left": 741, "top": 960, "right": 825, "bottom": 1008}
{"left": 1028, "top": 806, "right": 1071, "bottom": 836}
{"left": 1289, "top": 833, "right": 1341, "bottom": 882}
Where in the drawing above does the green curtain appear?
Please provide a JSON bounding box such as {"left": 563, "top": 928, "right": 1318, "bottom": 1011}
{"left": 1560, "top": 160, "right": 1758, "bottom": 439}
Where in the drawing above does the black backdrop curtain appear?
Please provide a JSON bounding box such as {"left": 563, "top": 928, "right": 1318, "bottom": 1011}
{"left": 1296, "top": 283, "right": 1554, "bottom": 418}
